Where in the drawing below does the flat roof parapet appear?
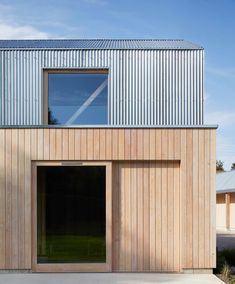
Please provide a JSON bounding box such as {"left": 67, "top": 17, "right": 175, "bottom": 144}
{"left": 0, "top": 125, "right": 218, "bottom": 129}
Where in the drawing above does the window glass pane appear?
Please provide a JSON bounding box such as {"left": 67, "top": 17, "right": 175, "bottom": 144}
{"left": 48, "top": 73, "right": 108, "bottom": 125}
{"left": 37, "top": 166, "right": 106, "bottom": 263}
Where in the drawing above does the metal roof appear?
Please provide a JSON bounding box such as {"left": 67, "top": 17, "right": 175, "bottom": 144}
{"left": 0, "top": 39, "right": 203, "bottom": 50}
{"left": 217, "top": 170, "right": 235, "bottom": 193}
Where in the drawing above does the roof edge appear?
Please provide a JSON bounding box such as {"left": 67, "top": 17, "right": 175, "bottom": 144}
{"left": 0, "top": 39, "right": 204, "bottom": 50}
{"left": 217, "top": 170, "right": 235, "bottom": 175}
{"left": 217, "top": 189, "right": 235, "bottom": 194}
{"left": 0, "top": 124, "right": 218, "bottom": 129}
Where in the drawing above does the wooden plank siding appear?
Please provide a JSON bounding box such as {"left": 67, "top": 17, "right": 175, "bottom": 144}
{"left": 0, "top": 127, "right": 216, "bottom": 271}
{"left": 216, "top": 192, "right": 235, "bottom": 231}
{"left": 112, "top": 161, "right": 180, "bottom": 272}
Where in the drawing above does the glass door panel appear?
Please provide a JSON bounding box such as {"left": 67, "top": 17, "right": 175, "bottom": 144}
{"left": 37, "top": 166, "right": 106, "bottom": 263}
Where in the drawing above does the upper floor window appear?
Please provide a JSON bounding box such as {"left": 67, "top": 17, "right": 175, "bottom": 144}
{"left": 44, "top": 69, "right": 108, "bottom": 125}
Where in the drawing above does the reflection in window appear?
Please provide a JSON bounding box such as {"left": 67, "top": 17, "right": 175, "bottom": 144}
{"left": 37, "top": 166, "right": 106, "bottom": 263}
{"left": 48, "top": 73, "right": 108, "bottom": 125}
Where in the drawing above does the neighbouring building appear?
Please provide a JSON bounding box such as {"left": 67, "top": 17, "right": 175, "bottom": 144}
{"left": 0, "top": 39, "right": 217, "bottom": 273}
{"left": 217, "top": 170, "right": 235, "bottom": 231}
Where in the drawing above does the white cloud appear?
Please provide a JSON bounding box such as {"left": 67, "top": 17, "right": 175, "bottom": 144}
{"left": 206, "top": 67, "right": 235, "bottom": 79}
{"left": 0, "top": 23, "right": 49, "bottom": 39}
{"left": 216, "top": 134, "right": 235, "bottom": 171}
{"left": 0, "top": 4, "right": 49, "bottom": 39}
{"left": 204, "top": 91, "right": 211, "bottom": 106}
{"left": 204, "top": 111, "right": 235, "bottom": 127}
{"left": 205, "top": 110, "right": 235, "bottom": 170}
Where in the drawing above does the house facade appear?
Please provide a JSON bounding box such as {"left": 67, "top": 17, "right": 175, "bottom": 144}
{"left": 216, "top": 170, "right": 235, "bottom": 231}
{"left": 0, "top": 39, "right": 216, "bottom": 273}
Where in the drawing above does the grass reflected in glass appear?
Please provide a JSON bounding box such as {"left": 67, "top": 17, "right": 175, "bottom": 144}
{"left": 37, "top": 166, "right": 106, "bottom": 263}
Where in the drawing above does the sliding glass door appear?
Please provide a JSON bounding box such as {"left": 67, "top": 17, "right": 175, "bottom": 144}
{"left": 33, "top": 162, "right": 111, "bottom": 272}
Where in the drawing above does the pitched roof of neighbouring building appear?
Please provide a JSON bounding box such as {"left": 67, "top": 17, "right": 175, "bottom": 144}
{"left": 217, "top": 170, "right": 235, "bottom": 193}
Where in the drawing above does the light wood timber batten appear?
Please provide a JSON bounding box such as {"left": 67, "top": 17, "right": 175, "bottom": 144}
{"left": 0, "top": 127, "right": 216, "bottom": 272}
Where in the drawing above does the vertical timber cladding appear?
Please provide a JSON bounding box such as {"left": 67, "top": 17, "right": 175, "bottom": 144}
{"left": 112, "top": 161, "right": 180, "bottom": 272}
{"left": 0, "top": 127, "right": 216, "bottom": 271}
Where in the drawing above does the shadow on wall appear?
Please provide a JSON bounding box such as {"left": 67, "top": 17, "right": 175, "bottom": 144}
{"left": 0, "top": 129, "right": 32, "bottom": 269}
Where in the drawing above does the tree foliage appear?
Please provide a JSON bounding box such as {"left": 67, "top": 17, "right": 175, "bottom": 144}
{"left": 48, "top": 108, "right": 59, "bottom": 125}
{"left": 216, "top": 160, "right": 225, "bottom": 172}
{"left": 231, "top": 163, "right": 235, "bottom": 170}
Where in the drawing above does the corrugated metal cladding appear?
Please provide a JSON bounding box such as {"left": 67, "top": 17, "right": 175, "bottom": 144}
{"left": 0, "top": 48, "right": 204, "bottom": 126}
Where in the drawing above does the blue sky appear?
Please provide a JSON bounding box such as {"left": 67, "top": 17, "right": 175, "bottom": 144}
{"left": 0, "top": 0, "right": 235, "bottom": 169}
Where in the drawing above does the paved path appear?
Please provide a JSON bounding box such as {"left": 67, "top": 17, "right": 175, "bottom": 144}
{"left": 0, "top": 273, "right": 224, "bottom": 284}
